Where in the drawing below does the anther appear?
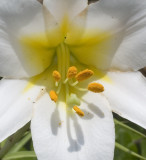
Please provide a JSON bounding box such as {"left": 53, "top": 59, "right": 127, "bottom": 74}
{"left": 49, "top": 90, "right": 58, "bottom": 102}
{"left": 73, "top": 106, "right": 84, "bottom": 117}
{"left": 52, "top": 70, "right": 61, "bottom": 82}
{"left": 88, "top": 82, "right": 104, "bottom": 93}
{"left": 67, "top": 66, "right": 78, "bottom": 79}
{"left": 75, "top": 69, "right": 94, "bottom": 82}
{"left": 64, "top": 66, "right": 78, "bottom": 84}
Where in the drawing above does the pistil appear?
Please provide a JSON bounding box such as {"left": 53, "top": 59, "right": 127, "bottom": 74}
{"left": 53, "top": 43, "right": 70, "bottom": 102}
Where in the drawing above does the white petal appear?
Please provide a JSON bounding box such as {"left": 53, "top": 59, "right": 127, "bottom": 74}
{"left": 0, "top": 78, "right": 42, "bottom": 142}
{"left": 0, "top": 0, "right": 55, "bottom": 78}
{"left": 44, "top": 0, "right": 88, "bottom": 22}
{"left": 31, "top": 93, "right": 115, "bottom": 160}
{"left": 103, "top": 71, "right": 146, "bottom": 129}
{"left": 85, "top": 0, "right": 146, "bottom": 71}
{"left": 69, "top": 1, "right": 122, "bottom": 71}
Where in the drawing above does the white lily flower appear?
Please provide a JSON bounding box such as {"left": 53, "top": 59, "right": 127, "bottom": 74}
{"left": 0, "top": 0, "right": 146, "bottom": 160}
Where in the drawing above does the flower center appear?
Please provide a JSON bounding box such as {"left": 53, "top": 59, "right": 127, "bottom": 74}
{"left": 49, "top": 43, "right": 104, "bottom": 117}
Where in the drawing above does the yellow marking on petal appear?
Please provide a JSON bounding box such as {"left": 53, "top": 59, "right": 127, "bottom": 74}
{"left": 19, "top": 33, "right": 55, "bottom": 73}
{"left": 75, "top": 69, "right": 94, "bottom": 81}
{"left": 100, "top": 75, "right": 112, "bottom": 84}
{"left": 23, "top": 81, "right": 35, "bottom": 93}
{"left": 52, "top": 70, "right": 61, "bottom": 82}
{"left": 69, "top": 29, "right": 116, "bottom": 82}
{"left": 88, "top": 82, "right": 104, "bottom": 93}
{"left": 73, "top": 106, "right": 84, "bottom": 117}
{"left": 23, "top": 68, "right": 54, "bottom": 93}
{"left": 67, "top": 66, "right": 78, "bottom": 79}
{"left": 79, "top": 29, "right": 112, "bottom": 45}
{"left": 88, "top": 66, "right": 112, "bottom": 83}
{"left": 49, "top": 90, "right": 58, "bottom": 102}
{"left": 23, "top": 73, "right": 44, "bottom": 93}
{"left": 60, "top": 15, "right": 69, "bottom": 36}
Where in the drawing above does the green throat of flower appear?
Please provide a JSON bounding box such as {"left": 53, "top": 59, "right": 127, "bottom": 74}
{"left": 48, "top": 43, "right": 104, "bottom": 117}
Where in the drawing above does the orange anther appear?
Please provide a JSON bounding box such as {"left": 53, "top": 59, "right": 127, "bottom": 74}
{"left": 73, "top": 106, "right": 84, "bottom": 117}
{"left": 49, "top": 90, "right": 58, "bottom": 102}
{"left": 67, "top": 66, "right": 78, "bottom": 79}
{"left": 75, "top": 69, "right": 94, "bottom": 81}
{"left": 52, "top": 70, "right": 61, "bottom": 82}
{"left": 88, "top": 82, "right": 104, "bottom": 93}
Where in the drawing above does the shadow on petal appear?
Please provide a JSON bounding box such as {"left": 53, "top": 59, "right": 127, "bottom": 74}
{"left": 50, "top": 105, "right": 61, "bottom": 135}
{"left": 71, "top": 115, "right": 84, "bottom": 145}
{"left": 82, "top": 99, "right": 105, "bottom": 118}
{"left": 66, "top": 114, "right": 85, "bottom": 152}
{"left": 81, "top": 109, "right": 94, "bottom": 120}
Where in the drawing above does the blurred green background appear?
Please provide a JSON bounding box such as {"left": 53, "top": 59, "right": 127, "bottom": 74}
{"left": 114, "top": 114, "right": 146, "bottom": 160}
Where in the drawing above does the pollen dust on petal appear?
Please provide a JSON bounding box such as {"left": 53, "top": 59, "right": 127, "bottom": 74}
{"left": 59, "top": 121, "right": 64, "bottom": 126}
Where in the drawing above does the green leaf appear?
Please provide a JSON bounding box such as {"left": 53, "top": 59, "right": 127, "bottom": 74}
{"left": 115, "top": 142, "right": 146, "bottom": 160}
{"left": 114, "top": 119, "right": 146, "bottom": 138}
{"left": 3, "top": 151, "right": 36, "bottom": 160}
{"left": 141, "top": 139, "right": 146, "bottom": 157}
{"left": 9, "top": 133, "right": 31, "bottom": 153}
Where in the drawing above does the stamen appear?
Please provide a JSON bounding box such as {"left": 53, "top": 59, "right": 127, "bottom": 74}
{"left": 52, "top": 70, "right": 61, "bottom": 82}
{"left": 69, "top": 81, "right": 78, "bottom": 86}
{"left": 64, "top": 78, "right": 68, "bottom": 84}
{"left": 75, "top": 69, "right": 94, "bottom": 82}
{"left": 67, "top": 66, "right": 78, "bottom": 79}
{"left": 74, "top": 86, "right": 87, "bottom": 92}
{"left": 73, "top": 106, "right": 84, "bottom": 117}
{"left": 56, "top": 83, "right": 62, "bottom": 94}
{"left": 55, "top": 81, "right": 59, "bottom": 87}
{"left": 88, "top": 82, "right": 104, "bottom": 93}
{"left": 49, "top": 90, "right": 58, "bottom": 102}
